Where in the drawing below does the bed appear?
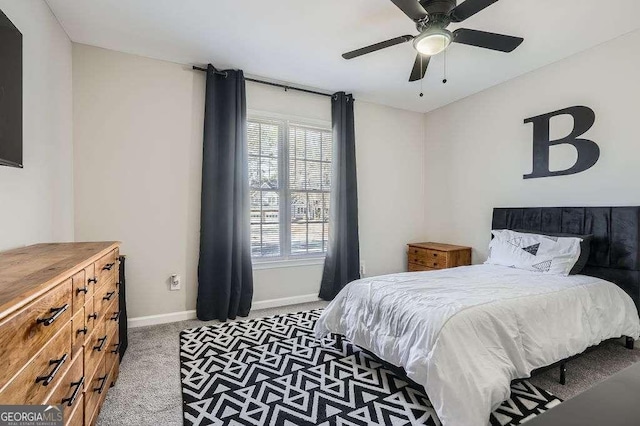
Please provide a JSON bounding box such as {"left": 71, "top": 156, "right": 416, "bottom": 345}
{"left": 314, "top": 206, "right": 640, "bottom": 426}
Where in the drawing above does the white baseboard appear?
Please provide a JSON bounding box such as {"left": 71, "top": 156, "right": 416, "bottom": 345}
{"left": 251, "top": 294, "right": 321, "bottom": 311}
{"left": 128, "top": 310, "right": 197, "bottom": 328}
{"left": 127, "top": 293, "right": 321, "bottom": 328}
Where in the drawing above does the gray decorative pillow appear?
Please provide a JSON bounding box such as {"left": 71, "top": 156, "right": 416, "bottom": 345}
{"left": 514, "top": 230, "right": 592, "bottom": 275}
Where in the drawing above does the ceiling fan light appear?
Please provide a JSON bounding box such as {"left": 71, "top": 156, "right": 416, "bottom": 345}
{"left": 413, "top": 29, "right": 452, "bottom": 56}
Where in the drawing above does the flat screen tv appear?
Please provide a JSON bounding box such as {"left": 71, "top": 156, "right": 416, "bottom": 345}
{"left": 0, "top": 9, "right": 22, "bottom": 168}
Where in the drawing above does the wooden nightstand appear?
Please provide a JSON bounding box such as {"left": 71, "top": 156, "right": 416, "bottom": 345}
{"left": 407, "top": 242, "right": 472, "bottom": 272}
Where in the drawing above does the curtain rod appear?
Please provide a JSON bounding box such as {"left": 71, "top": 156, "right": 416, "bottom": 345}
{"left": 192, "top": 66, "right": 335, "bottom": 99}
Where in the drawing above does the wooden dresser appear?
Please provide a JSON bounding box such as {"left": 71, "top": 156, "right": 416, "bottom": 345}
{"left": 407, "top": 242, "right": 472, "bottom": 272}
{"left": 0, "top": 242, "right": 121, "bottom": 426}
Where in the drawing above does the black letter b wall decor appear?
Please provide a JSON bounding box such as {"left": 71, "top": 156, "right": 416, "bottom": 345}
{"left": 524, "top": 106, "right": 599, "bottom": 179}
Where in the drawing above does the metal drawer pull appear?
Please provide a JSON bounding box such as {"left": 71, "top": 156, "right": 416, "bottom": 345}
{"left": 93, "top": 335, "right": 107, "bottom": 352}
{"left": 102, "top": 263, "right": 115, "bottom": 271}
{"left": 88, "top": 277, "right": 98, "bottom": 284}
{"left": 61, "top": 377, "right": 84, "bottom": 406}
{"left": 76, "top": 287, "right": 88, "bottom": 295}
{"left": 93, "top": 375, "right": 108, "bottom": 394}
{"left": 35, "top": 353, "right": 68, "bottom": 386}
{"left": 88, "top": 312, "right": 98, "bottom": 320}
{"left": 110, "top": 311, "right": 121, "bottom": 322}
{"left": 110, "top": 342, "right": 121, "bottom": 354}
{"left": 103, "top": 291, "right": 115, "bottom": 301}
{"left": 77, "top": 326, "right": 88, "bottom": 336}
{"left": 37, "top": 304, "right": 69, "bottom": 326}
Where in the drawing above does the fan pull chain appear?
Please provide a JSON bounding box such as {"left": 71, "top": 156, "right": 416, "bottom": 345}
{"left": 419, "top": 54, "right": 424, "bottom": 98}
{"left": 443, "top": 49, "right": 448, "bottom": 84}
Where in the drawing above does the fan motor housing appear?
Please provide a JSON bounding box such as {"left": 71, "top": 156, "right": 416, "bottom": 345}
{"left": 421, "top": 0, "right": 457, "bottom": 15}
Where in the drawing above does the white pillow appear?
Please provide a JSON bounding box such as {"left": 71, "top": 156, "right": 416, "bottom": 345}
{"left": 485, "top": 229, "right": 582, "bottom": 276}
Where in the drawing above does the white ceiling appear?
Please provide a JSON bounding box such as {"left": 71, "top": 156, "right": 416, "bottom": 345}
{"left": 46, "top": 0, "right": 640, "bottom": 113}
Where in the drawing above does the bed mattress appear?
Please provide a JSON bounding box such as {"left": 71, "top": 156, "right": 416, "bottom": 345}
{"left": 314, "top": 264, "right": 640, "bottom": 426}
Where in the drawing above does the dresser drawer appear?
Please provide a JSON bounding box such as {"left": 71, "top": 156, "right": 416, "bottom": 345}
{"left": 95, "top": 250, "right": 117, "bottom": 289}
{"left": 46, "top": 349, "right": 84, "bottom": 422}
{"left": 66, "top": 394, "right": 84, "bottom": 426}
{"left": 71, "top": 308, "right": 85, "bottom": 357}
{"left": 0, "top": 323, "right": 72, "bottom": 404}
{"left": 104, "top": 296, "right": 120, "bottom": 339}
{"left": 71, "top": 269, "right": 88, "bottom": 315}
{"left": 84, "top": 297, "right": 96, "bottom": 345}
{"left": 85, "top": 321, "right": 108, "bottom": 381}
{"left": 96, "top": 279, "right": 118, "bottom": 318}
{"left": 110, "top": 356, "right": 120, "bottom": 388}
{"left": 100, "top": 359, "right": 117, "bottom": 417}
{"left": 84, "top": 355, "right": 106, "bottom": 426}
{"left": 408, "top": 249, "right": 447, "bottom": 269}
{"left": 105, "top": 328, "right": 120, "bottom": 382}
{"left": 0, "top": 279, "right": 73, "bottom": 387}
{"left": 85, "top": 263, "right": 98, "bottom": 293}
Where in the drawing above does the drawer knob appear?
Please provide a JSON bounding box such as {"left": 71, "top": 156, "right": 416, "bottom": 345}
{"left": 433, "top": 262, "right": 438, "bottom": 266}
{"left": 77, "top": 326, "right": 88, "bottom": 336}
{"left": 35, "top": 353, "right": 68, "bottom": 386}
{"left": 61, "top": 377, "right": 84, "bottom": 407}
{"left": 103, "top": 291, "right": 116, "bottom": 301}
{"left": 102, "top": 263, "right": 115, "bottom": 271}
{"left": 76, "top": 287, "right": 88, "bottom": 295}
{"left": 433, "top": 253, "right": 438, "bottom": 257}
{"left": 37, "top": 304, "right": 69, "bottom": 326}
{"left": 110, "top": 311, "right": 121, "bottom": 322}
{"left": 93, "top": 335, "right": 108, "bottom": 352}
{"left": 88, "top": 312, "right": 98, "bottom": 320}
{"left": 93, "top": 375, "right": 108, "bottom": 394}
{"left": 88, "top": 277, "right": 98, "bottom": 284}
{"left": 110, "top": 342, "right": 121, "bottom": 354}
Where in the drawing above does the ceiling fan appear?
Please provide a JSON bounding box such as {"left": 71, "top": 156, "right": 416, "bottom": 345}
{"left": 342, "top": 0, "right": 524, "bottom": 82}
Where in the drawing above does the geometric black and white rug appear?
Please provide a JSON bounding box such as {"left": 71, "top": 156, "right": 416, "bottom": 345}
{"left": 180, "top": 310, "right": 561, "bottom": 425}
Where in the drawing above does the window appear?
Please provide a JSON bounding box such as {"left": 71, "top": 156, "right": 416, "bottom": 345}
{"left": 248, "top": 116, "right": 332, "bottom": 260}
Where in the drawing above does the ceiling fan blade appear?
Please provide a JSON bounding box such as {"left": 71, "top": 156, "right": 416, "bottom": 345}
{"left": 409, "top": 53, "right": 430, "bottom": 82}
{"left": 390, "top": 0, "right": 428, "bottom": 22}
{"left": 453, "top": 28, "right": 523, "bottom": 52}
{"left": 450, "top": 0, "right": 499, "bottom": 22}
{"left": 342, "top": 35, "right": 414, "bottom": 60}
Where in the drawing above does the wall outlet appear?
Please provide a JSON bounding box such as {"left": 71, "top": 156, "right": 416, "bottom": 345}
{"left": 360, "top": 261, "right": 366, "bottom": 277}
{"left": 170, "top": 274, "right": 181, "bottom": 291}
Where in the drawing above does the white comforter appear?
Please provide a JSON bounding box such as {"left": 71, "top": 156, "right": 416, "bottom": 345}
{"left": 314, "top": 265, "right": 640, "bottom": 426}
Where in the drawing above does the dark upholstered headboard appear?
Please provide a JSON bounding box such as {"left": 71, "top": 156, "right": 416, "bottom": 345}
{"left": 492, "top": 207, "right": 640, "bottom": 311}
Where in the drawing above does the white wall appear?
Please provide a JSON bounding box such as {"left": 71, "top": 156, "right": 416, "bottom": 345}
{"left": 73, "top": 44, "right": 204, "bottom": 319}
{"left": 73, "top": 44, "right": 426, "bottom": 319}
{"left": 423, "top": 29, "right": 640, "bottom": 262}
{"left": 356, "top": 101, "right": 426, "bottom": 277}
{"left": 0, "top": 0, "right": 73, "bottom": 250}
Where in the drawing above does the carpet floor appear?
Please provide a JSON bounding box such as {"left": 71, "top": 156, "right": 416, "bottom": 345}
{"left": 97, "top": 301, "right": 640, "bottom": 426}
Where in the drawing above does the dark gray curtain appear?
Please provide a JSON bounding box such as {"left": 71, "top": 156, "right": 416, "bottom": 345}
{"left": 197, "top": 65, "right": 253, "bottom": 321}
{"left": 319, "top": 92, "right": 361, "bottom": 300}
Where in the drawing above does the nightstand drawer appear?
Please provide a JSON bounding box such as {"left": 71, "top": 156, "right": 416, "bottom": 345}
{"left": 408, "top": 263, "right": 436, "bottom": 272}
{"left": 408, "top": 250, "right": 447, "bottom": 269}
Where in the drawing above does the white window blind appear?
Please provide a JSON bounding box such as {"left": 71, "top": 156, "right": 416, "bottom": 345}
{"left": 248, "top": 116, "right": 332, "bottom": 260}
